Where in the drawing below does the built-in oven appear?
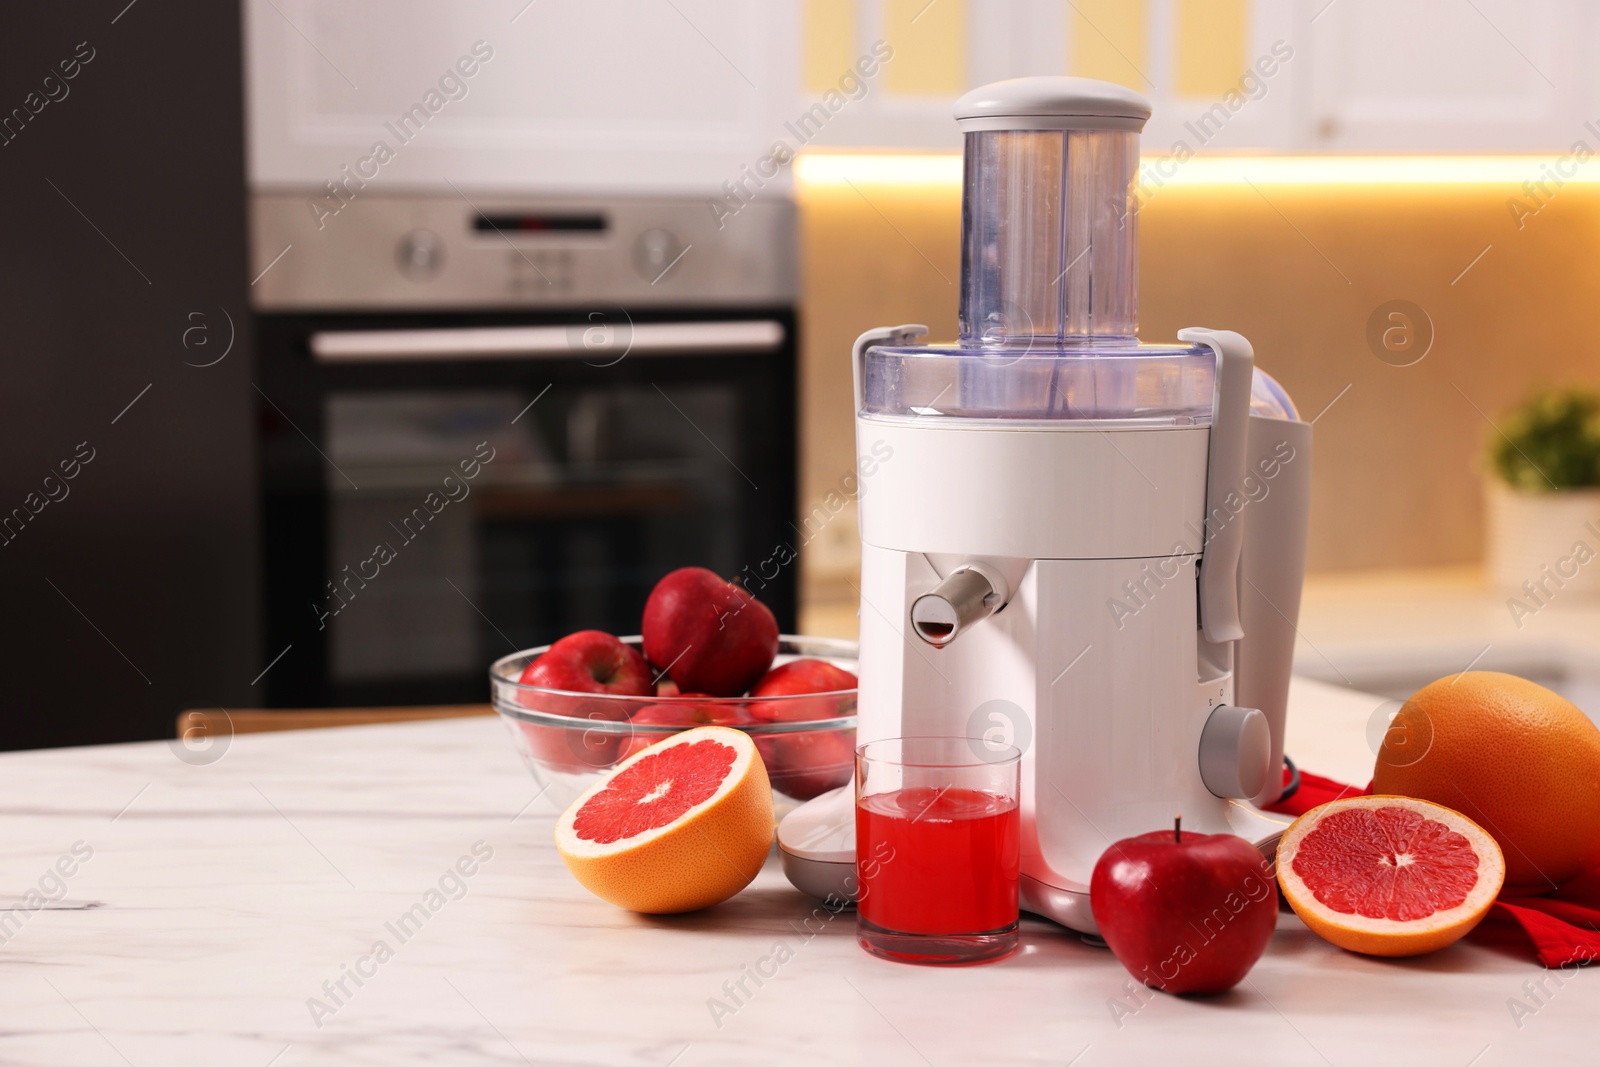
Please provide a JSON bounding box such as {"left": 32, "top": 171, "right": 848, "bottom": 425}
{"left": 250, "top": 194, "right": 797, "bottom": 708}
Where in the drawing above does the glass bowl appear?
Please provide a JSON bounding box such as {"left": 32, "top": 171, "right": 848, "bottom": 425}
{"left": 490, "top": 635, "right": 857, "bottom": 815}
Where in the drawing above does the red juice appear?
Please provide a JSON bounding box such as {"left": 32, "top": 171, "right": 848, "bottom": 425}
{"left": 856, "top": 786, "right": 1020, "bottom": 935}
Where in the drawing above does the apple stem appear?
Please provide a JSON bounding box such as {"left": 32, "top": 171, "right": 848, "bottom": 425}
{"left": 1174, "top": 815, "right": 1182, "bottom": 843}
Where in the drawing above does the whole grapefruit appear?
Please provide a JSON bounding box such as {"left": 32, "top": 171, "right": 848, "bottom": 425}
{"left": 1371, "top": 671, "right": 1600, "bottom": 888}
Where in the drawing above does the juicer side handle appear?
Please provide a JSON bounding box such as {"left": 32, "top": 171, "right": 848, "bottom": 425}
{"left": 1178, "top": 327, "right": 1254, "bottom": 644}
{"left": 1237, "top": 414, "right": 1313, "bottom": 807}
{"left": 852, "top": 324, "right": 929, "bottom": 415}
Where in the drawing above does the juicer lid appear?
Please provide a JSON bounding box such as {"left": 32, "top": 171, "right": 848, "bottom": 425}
{"left": 954, "top": 76, "right": 1151, "bottom": 132}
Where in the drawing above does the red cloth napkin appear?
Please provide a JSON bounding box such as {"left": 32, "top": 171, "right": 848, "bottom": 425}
{"left": 1263, "top": 769, "right": 1367, "bottom": 818}
{"left": 1263, "top": 768, "right": 1600, "bottom": 968}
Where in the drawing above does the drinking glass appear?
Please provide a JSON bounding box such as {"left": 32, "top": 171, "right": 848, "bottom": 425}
{"left": 855, "top": 736, "right": 1021, "bottom": 964}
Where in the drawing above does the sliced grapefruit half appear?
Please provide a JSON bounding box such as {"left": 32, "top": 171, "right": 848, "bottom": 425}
{"left": 555, "top": 725, "right": 774, "bottom": 914}
{"left": 1277, "top": 795, "right": 1504, "bottom": 957}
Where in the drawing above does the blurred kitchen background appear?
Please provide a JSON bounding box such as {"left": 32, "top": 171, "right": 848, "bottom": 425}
{"left": 5, "top": 0, "right": 1600, "bottom": 748}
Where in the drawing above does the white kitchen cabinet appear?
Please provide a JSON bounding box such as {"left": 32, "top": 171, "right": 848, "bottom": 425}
{"left": 244, "top": 0, "right": 799, "bottom": 193}
{"left": 787, "top": 0, "right": 1301, "bottom": 152}
{"left": 792, "top": 0, "right": 1599, "bottom": 154}
{"left": 242, "top": 0, "right": 1600, "bottom": 198}
{"left": 1134, "top": 0, "right": 1302, "bottom": 155}
{"left": 774, "top": 0, "right": 1026, "bottom": 151}
{"left": 1304, "top": 0, "right": 1595, "bottom": 152}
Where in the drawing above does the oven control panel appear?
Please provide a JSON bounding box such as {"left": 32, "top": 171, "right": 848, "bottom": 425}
{"left": 250, "top": 194, "right": 795, "bottom": 311}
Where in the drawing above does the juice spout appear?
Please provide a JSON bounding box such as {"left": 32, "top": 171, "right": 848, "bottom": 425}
{"left": 910, "top": 564, "right": 1009, "bottom": 647}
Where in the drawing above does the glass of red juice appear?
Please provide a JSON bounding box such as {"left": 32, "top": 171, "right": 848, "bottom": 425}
{"left": 854, "top": 736, "right": 1021, "bottom": 964}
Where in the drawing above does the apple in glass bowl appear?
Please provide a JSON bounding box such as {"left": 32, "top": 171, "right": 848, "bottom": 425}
{"left": 511, "top": 630, "right": 654, "bottom": 773}
{"left": 491, "top": 635, "right": 857, "bottom": 815}
{"left": 747, "top": 658, "right": 859, "bottom": 802}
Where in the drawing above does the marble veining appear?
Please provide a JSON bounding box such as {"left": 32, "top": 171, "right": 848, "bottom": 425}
{"left": 0, "top": 681, "right": 1590, "bottom": 1066}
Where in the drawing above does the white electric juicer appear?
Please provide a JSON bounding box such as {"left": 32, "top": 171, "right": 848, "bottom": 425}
{"left": 777, "top": 77, "right": 1313, "bottom": 933}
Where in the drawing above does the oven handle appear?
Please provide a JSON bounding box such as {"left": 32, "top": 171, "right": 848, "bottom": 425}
{"left": 309, "top": 320, "right": 785, "bottom": 363}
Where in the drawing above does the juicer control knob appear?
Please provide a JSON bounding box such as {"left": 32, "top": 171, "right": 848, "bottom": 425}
{"left": 1198, "top": 704, "right": 1272, "bottom": 800}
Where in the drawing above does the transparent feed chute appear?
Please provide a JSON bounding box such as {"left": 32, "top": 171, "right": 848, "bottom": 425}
{"left": 860, "top": 77, "right": 1293, "bottom": 425}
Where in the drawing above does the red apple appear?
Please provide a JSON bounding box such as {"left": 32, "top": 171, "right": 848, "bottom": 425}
{"left": 517, "top": 713, "right": 629, "bottom": 773}
{"left": 744, "top": 659, "right": 856, "bottom": 800}
{"left": 616, "top": 697, "right": 754, "bottom": 761}
{"left": 655, "top": 678, "right": 681, "bottom": 698}
{"left": 1089, "top": 819, "right": 1278, "bottom": 995}
{"left": 518, "top": 630, "right": 653, "bottom": 696}
{"left": 515, "top": 631, "right": 653, "bottom": 772}
{"left": 756, "top": 727, "right": 855, "bottom": 801}
{"left": 641, "top": 567, "right": 778, "bottom": 697}
{"left": 747, "top": 659, "right": 858, "bottom": 722}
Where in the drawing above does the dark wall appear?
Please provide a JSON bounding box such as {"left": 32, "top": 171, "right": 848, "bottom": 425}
{"left": 0, "top": 2, "right": 259, "bottom": 748}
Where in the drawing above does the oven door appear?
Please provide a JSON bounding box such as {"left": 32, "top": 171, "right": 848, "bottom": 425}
{"left": 256, "top": 311, "right": 797, "bottom": 708}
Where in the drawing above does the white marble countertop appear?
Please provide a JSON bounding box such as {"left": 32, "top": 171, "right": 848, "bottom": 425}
{"left": 1, "top": 680, "right": 1592, "bottom": 1067}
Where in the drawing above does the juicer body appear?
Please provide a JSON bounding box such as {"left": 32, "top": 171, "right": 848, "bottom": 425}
{"left": 852, "top": 386, "right": 1310, "bottom": 931}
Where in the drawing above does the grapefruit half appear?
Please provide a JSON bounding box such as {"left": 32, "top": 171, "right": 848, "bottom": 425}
{"left": 1277, "top": 795, "right": 1504, "bottom": 957}
{"left": 555, "top": 725, "right": 774, "bottom": 913}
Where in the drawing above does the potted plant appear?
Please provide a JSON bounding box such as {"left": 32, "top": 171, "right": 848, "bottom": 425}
{"left": 1485, "top": 388, "right": 1600, "bottom": 599}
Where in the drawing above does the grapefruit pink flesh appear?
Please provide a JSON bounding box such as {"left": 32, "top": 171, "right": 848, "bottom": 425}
{"left": 574, "top": 739, "right": 737, "bottom": 844}
{"left": 1291, "top": 805, "right": 1480, "bottom": 922}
